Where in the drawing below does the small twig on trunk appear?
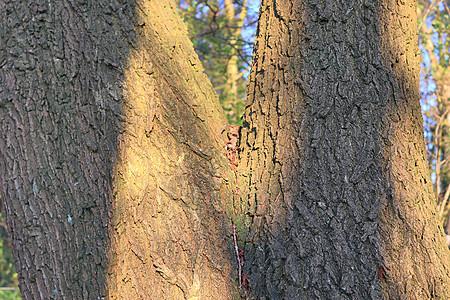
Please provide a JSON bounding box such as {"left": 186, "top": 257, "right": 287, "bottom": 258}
{"left": 232, "top": 223, "right": 242, "bottom": 290}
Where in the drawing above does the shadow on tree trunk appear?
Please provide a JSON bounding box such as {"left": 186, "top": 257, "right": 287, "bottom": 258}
{"left": 238, "top": 0, "right": 450, "bottom": 299}
{"left": 1, "top": 0, "right": 240, "bottom": 299}
{"left": 107, "top": 2, "right": 238, "bottom": 296}
{"left": 2, "top": 0, "right": 450, "bottom": 299}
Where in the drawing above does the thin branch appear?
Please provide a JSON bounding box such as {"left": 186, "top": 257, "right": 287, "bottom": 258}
{"left": 440, "top": 182, "right": 450, "bottom": 216}
{"left": 442, "top": 0, "right": 450, "bottom": 15}
{"left": 428, "top": 149, "right": 437, "bottom": 159}
{"left": 232, "top": 223, "right": 243, "bottom": 290}
{"left": 418, "top": 0, "right": 439, "bottom": 34}
{"left": 437, "top": 153, "right": 450, "bottom": 167}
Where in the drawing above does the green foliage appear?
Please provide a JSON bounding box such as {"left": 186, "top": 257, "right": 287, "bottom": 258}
{"left": 0, "top": 214, "right": 18, "bottom": 287}
{"left": 178, "top": 0, "right": 259, "bottom": 125}
{"left": 0, "top": 197, "right": 20, "bottom": 298}
{"left": 0, "top": 289, "right": 21, "bottom": 300}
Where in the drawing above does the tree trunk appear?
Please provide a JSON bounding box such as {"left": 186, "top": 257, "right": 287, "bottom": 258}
{"left": 238, "top": 0, "right": 450, "bottom": 299}
{"left": 2, "top": 0, "right": 450, "bottom": 299}
{"left": 0, "top": 0, "right": 236, "bottom": 299}
{"left": 106, "top": 1, "right": 237, "bottom": 299}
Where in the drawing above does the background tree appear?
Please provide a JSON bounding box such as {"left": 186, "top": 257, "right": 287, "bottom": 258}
{"left": 419, "top": 0, "right": 450, "bottom": 235}
{"left": 177, "top": 0, "right": 259, "bottom": 124}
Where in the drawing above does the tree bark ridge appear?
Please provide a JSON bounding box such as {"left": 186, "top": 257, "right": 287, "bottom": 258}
{"left": 0, "top": 0, "right": 130, "bottom": 298}
{"left": 238, "top": 0, "right": 450, "bottom": 298}
{"left": 106, "top": 1, "right": 237, "bottom": 299}
{"left": 0, "top": 0, "right": 238, "bottom": 299}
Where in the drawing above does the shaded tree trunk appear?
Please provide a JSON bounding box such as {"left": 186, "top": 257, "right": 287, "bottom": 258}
{"left": 0, "top": 0, "right": 237, "bottom": 299}
{"left": 238, "top": 0, "right": 450, "bottom": 299}
{"left": 0, "top": 0, "right": 124, "bottom": 297}
{"left": 2, "top": 0, "right": 450, "bottom": 299}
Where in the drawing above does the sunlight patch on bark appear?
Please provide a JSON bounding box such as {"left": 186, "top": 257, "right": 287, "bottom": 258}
{"left": 106, "top": 1, "right": 237, "bottom": 299}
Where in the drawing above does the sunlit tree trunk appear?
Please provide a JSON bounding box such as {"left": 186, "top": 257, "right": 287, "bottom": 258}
{"left": 106, "top": 1, "right": 237, "bottom": 299}
{"left": 238, "top": 0, "right": 450, "bottom": 298}
{"left": 0, "top": 0, "right": 236, "bottom": 299}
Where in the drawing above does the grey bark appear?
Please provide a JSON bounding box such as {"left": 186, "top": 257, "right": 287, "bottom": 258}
{"left": 0, "top": 0, "right": 135, "bottom": 298}
{"left": 0, "top": 0, "right": 238, "bottom": 298}
{"left": 238, "top": 0, "right": 450, "bottom": 299}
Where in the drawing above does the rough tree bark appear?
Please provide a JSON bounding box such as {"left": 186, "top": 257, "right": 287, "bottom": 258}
{"left": 106, "top": 1, "right": 237, "bottom": 299}
{"left": 0, "top": 0, "right": 237, "bottom": 299}
{"left": 2, "top": 0, "right": 450, "bottom": 299}
{"left": 238, "top": 0, "right": 450, "bottom": 299}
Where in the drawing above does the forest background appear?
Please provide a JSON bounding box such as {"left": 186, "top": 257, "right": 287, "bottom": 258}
{"left": 0, "top": 0, "right": 448, "bottom": 298}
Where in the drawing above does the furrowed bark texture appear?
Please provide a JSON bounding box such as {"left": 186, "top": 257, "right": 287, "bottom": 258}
{"left": 0, "top": 0, "right": 236, "bottom": 299}
{"left": 0, "top": 0, "right": 128, "bottom": 298}
{"left": 238, "top": 0, "right": 450, "bottom": 299}
{"left": 107, "top": 1, "right": 237, "bottom": 299}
